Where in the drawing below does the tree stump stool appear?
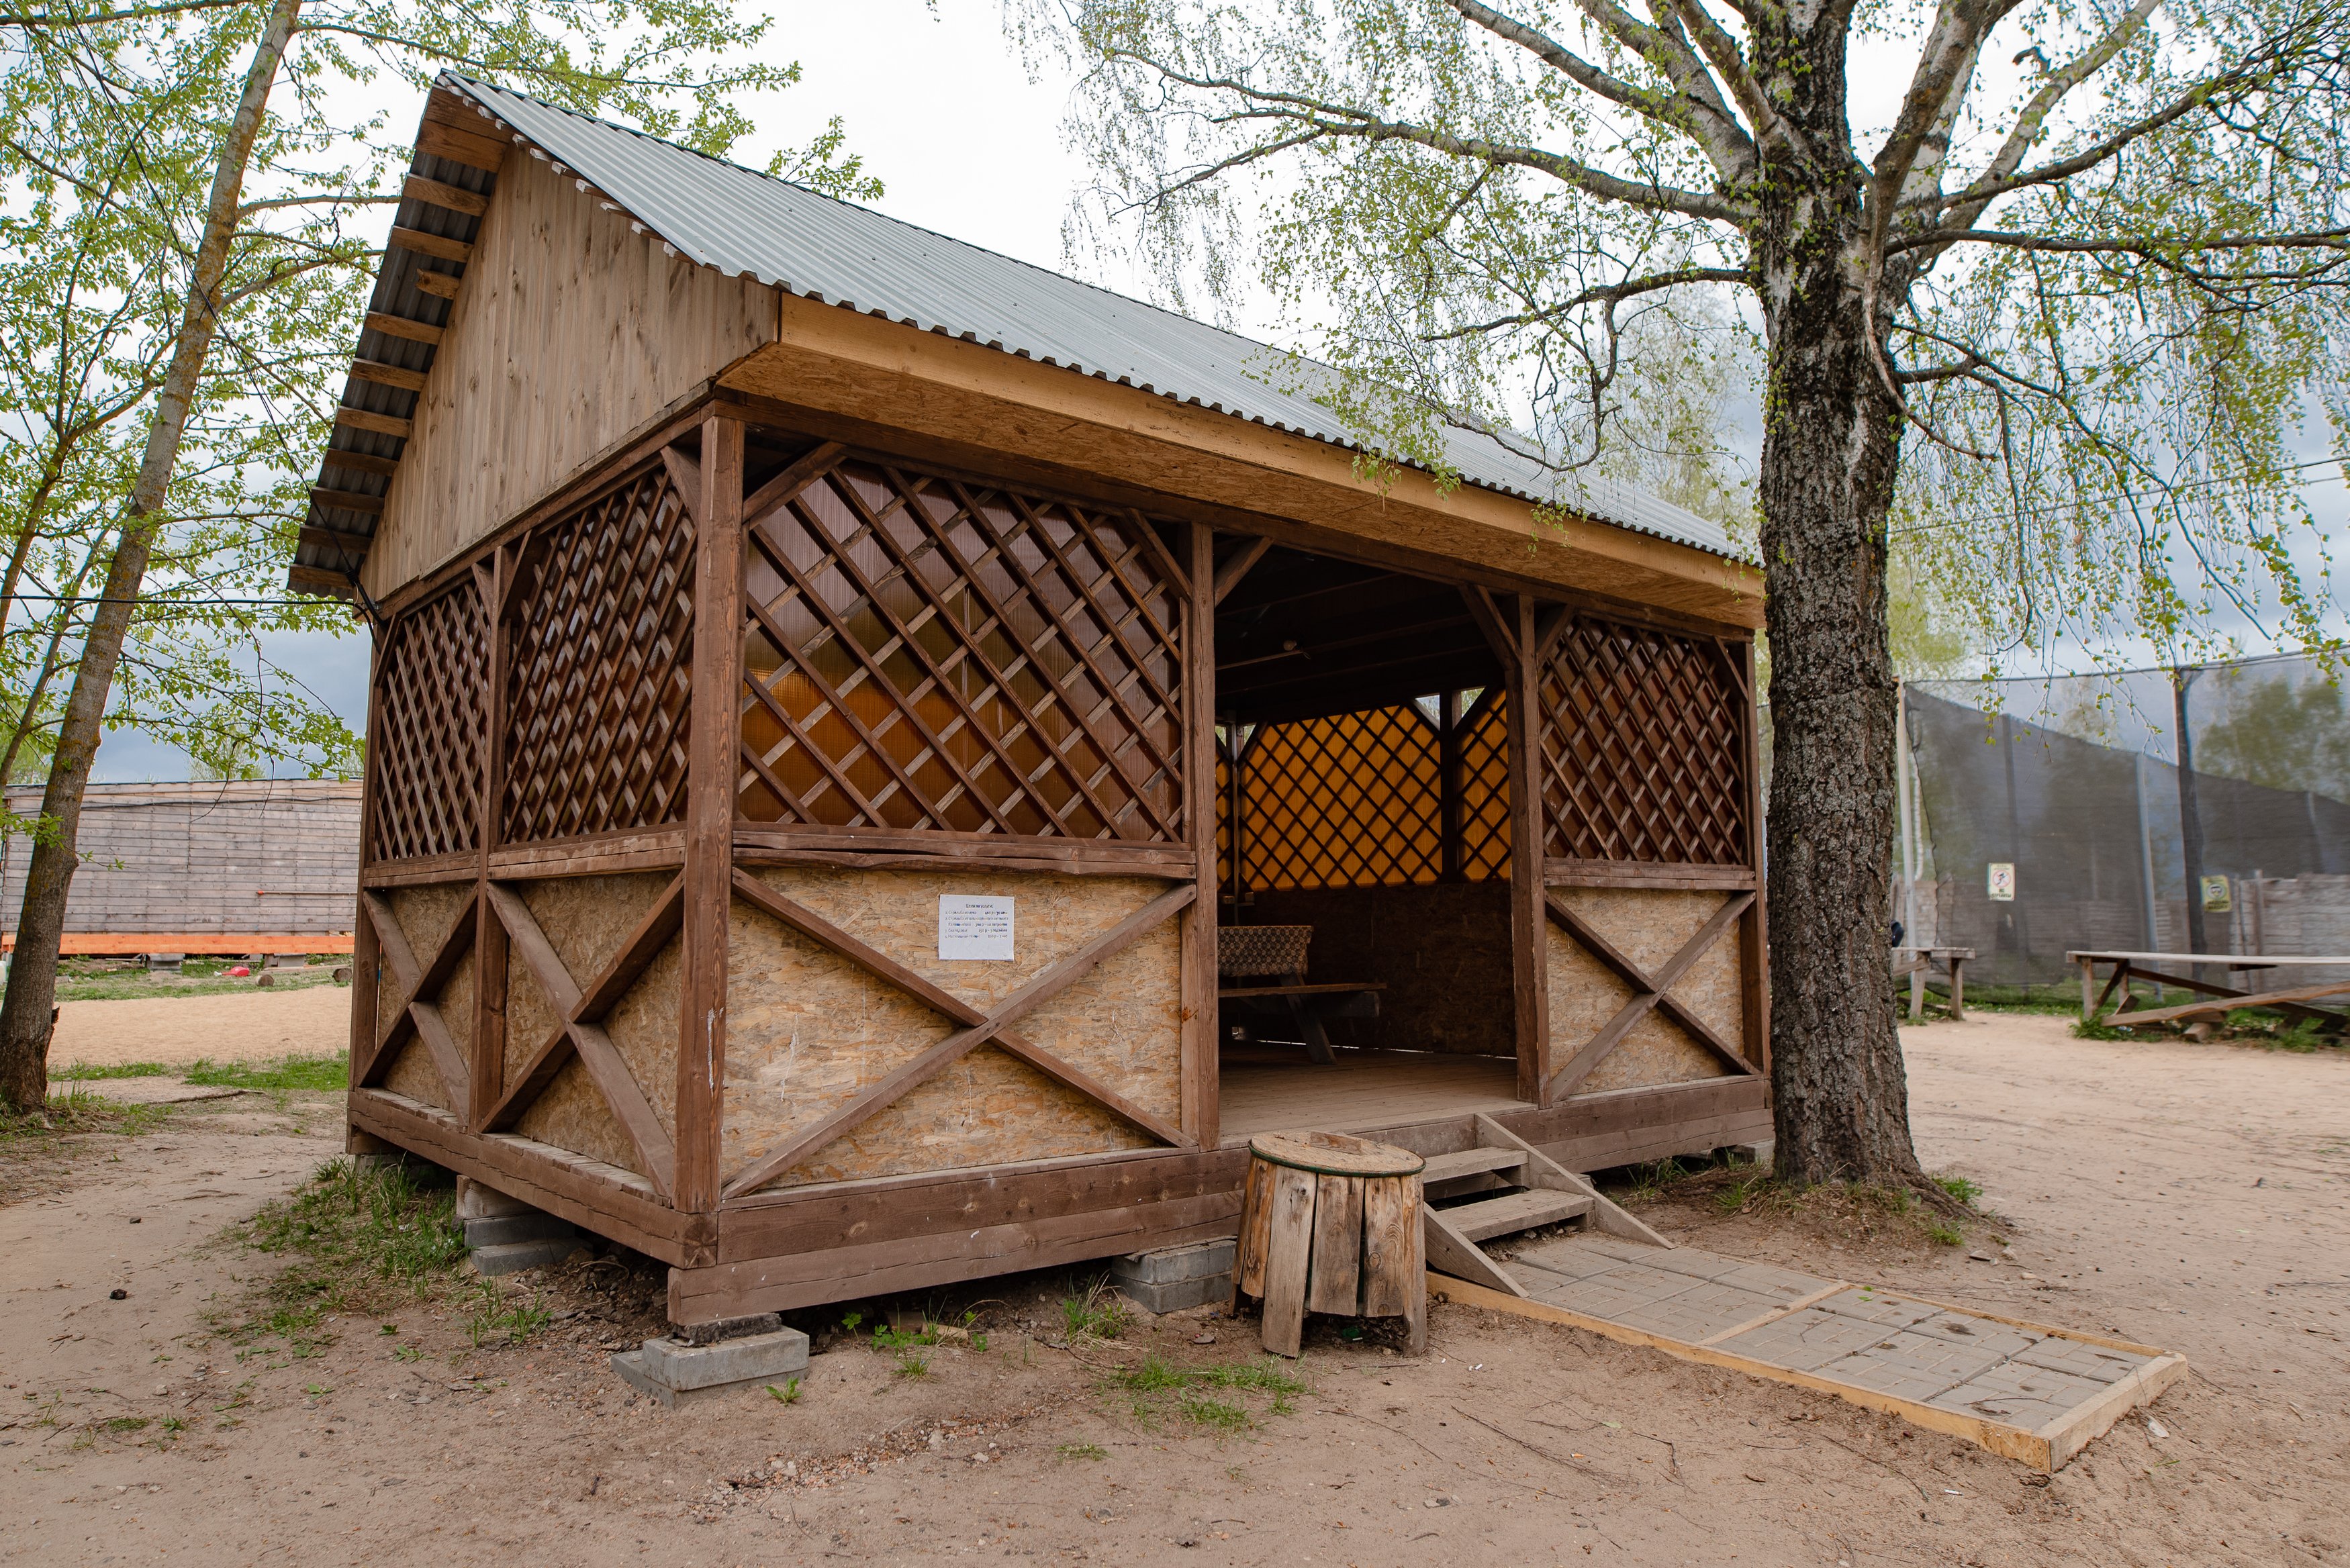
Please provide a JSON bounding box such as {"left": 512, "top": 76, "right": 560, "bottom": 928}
{"left": 1232, "top": 1130, "right": 1426, "bottom": 1357}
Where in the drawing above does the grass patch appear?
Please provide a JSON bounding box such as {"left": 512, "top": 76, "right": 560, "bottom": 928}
{"left": 230, "top": 1157, "right": 467, "bottom": 1353}
{"left": 465, "top": 1277, "right": 551, "bottom": 1349}
{"left": 6, "top": 1085, "right": 175, "bottom": 1142}
{"left": 1104, "top": 1354, "right": 1309, "bottom": 1430}
{"left": 766, "top": 1377, "right": 803, "bottom": 1404}
{"left": 1060, "top": 1279, "right": 1132, "bottom": 1342}
{"left": 48, "top": 1061, "right": 171, "bottom": 1081}
{"left": 28, "top": 957, "right": 350, "bottom": 1004}
{"left": 1934, "top": 1174, "right": 1983, "bottom": 1207}
{"left": 184, "top": 1053, "right": 346, "bottom": 1091}
{"left": 1924, "top": 1220, "right": 1966, "bottom": 1246}
{"left": 1055, "top": 1442, "right": 1107, "bottom": 1461}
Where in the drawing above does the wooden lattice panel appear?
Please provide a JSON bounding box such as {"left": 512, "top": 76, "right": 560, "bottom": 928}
{"left": 502, "top": 464, "right": 696, "bottom": 843}
{"left": 1458, "top": 693, "right": 1511, "bottom": 881}
{"left": 739, "top": 454, "right": 1186, "bottom": 840}
{"left": 371, "top": 584, "right": 486, "bottom": 861}
{"left": 1539, "top": 618, "right": 1747, "bottom": 864}
{"left": 1241, "top": 705, "right": 1442, "bottom": 889}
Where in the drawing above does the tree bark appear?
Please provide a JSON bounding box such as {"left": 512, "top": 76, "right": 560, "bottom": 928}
{"left": 1748, "top": 64, "right": 1929, "bottom": 1185}
{"left": 0, "top": 0, "right": 303, "bottom": 1114}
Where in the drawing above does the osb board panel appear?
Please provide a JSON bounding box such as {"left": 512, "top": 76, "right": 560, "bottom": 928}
{"left": 363, "top": 152, "right": 778, "bottom": 596}
{"left": 381, "top": 1037, "right": 450, "bottom": 1110}
{"left": 1546, "top": 887, "right": 1743, "bottom": 1094}
{"left": 504, "top": 875, "right": 679, "bottom": 1138}
{"left": 602, "top": 932, "right": 682, "bottom": 1141}
{"left": 377, "top": 883, "right": 472, "bottom": 1024}
{"left": 512, "top": 1056, "right": 641, "bottom": 1175}
{"left": 724, "top": 867, "right": 1182, "bottom": 1189}
{"left": 439, "top": 948, "right": 476, "bottom": 1073}
{"left": 1246, "top": 883, "right": 1513, "bottom": 1057}
{"left": 504, "top": 958, "right": 557, "bottom": 1083}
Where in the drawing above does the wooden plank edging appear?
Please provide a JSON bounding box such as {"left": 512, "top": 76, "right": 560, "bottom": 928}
{"left": 1423, "top": 1271, "right": 2183, "bottom": 1473}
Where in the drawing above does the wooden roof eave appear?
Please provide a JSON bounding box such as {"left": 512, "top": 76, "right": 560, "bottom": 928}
{"left": 718, "top": 295, "right": 1765, "bottom": 631}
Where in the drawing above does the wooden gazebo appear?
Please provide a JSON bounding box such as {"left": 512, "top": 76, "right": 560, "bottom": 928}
{"left": 296, "top": 78, "right": 1769, "bottom": 1324}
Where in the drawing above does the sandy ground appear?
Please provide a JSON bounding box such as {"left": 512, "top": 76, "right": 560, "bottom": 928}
{"left": 4, "top": 1008, "right": 2347, "bottom": 1567}
{"left": 48, "top": 985, "right": 349, "bottom": 1069}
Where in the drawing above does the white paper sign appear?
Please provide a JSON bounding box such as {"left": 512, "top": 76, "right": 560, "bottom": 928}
{"left": 1987, "top": 862, "right": 2016, "bottom": 902}
{"left": 939, "top": 895, "right": 1015, "bottom": 961}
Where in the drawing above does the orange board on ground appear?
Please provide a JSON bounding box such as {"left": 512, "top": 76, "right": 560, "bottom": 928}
{"left": 2, "top": 932, "right": 355, "bottom": 955}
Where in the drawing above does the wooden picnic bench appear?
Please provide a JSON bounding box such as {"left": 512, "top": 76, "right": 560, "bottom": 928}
{"left": 2067, "top": 950, "right": 2350, "bottom": 1028}
{"left": 1218, "top": 925, "right": 1383, "bottom": 1064}
{"left": 1893, "top": 946, "right": 1975, "bottom": 1020}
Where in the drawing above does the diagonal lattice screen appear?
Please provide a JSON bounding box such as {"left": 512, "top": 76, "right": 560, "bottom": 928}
{"left": 1457, "top": 694, "right": 1511, "bottom": 882}
{"left": 502, "top": 462, "right": 698, "bottom": 844}
{"left": 371, "top": 582, "right": 486, "bottom": 861}
{"left": 1239, "top": 705, "right": 1444, "bottom": 889}
{"left": 1538, "top": 617, "right": 1748, "bottom": 864}
{"left": 739, "top": 452, "right": 1186, "bottom": 840}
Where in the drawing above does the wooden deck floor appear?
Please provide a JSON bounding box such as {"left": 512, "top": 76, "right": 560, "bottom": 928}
{"left": 1217, "top": 1046, "right": 1526, "bottom": 1145}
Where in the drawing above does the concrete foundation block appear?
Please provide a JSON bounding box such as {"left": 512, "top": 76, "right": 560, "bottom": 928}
{"left": 470, "top": 1236, "right": 587, "bottom": 1276}
{"left": 456, "top": 1177, "right": 536, "bottom": 1219}
{"left": 612, "top": 1327, "right": 811, "bottom": 1406}
{"left": 1111, "top": 1238, "right": 1236, "bottom": 1312}
{"left": 463, "top": 1212, "right": 575, "bottom": 1248}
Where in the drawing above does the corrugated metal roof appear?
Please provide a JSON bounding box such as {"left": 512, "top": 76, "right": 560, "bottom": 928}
{"left": 445, "top": 76, "right": 1742, "bottom": 562}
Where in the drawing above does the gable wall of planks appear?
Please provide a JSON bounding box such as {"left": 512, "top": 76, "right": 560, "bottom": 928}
{"left": 361, "top": 151, "right": 778, "bottom": 597}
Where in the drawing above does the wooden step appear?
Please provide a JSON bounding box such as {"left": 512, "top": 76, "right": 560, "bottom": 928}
{"left": 1441, "top": 1189, "right": 1593, "bottom": 1243}
{"left": 1420, "top": 1147, "right": 1530, "bottom": 1183}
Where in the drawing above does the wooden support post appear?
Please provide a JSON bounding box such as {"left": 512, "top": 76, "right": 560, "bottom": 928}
{"left": 677, "top": 411, "right": 744, "bottom": 1214}
{"left": 1507, "top": 595, "right": 1552, "bottom": 1105}
{"left": 1736, "top": 638, "right": 1770, "bottom": 1075}
{"left": 348, "top": 629, "right": 386, "bottom": 1089}
{"left": 471, "top": 550, "right": 508, "bottom": 1127}
{"left": 1184, "top": 522, "right": 1221, "bottom": 1150}
{"left": 1439, "top": 688, "right": 1464, "bottom": 882}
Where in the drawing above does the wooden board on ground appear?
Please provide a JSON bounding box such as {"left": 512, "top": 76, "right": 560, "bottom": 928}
{"left": 1427, "top": 1235, "right": 2184, "bottom": 1473}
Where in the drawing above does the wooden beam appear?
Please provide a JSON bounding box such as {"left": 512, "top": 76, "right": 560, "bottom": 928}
{"left": 1184, "top": 520, "right": 1219, "bottom": 1150}
{"left": 401, "top": 173, "right": 489, "bottom": 216}
{"left": 413, "top": 271, "right": 463, "bottom": 301}
{"left": 2108, "top": 979, "right": 2350, "bottom": 1027}
{"left": 741, "top": 440, "right": 847, "bottom": 522}
{"left": 287, "top": 564, "right": 355, "bottom": 597}
{"left": 719, "top": 883, "right": 1198, "bottom": 1199}
{"left": 299, "top": 524, "right": 373, "bottom": 558}
{"left": 1462, "top": 585, "right": 1519, "bottom": 666}
{"left": 389, "top": 225, "right": 474, "bottom": 264}
{"left": 679, "top": 415, "right": 746, "bottom": 1214}
{"left": 364, "top": 311, "right": 443, "bottom": 346}
{"left": 1211, "top": 534, "right": 1274, "bottom": 607}
{"left": 1507, "top": 593, "right": 1549, "bottom": 1104}
{"left": 320, "top": 448, "right": 400, "bottom": 479}
{"left": 336, "top": 407, "right": 413, "bottom": 440}
{"left": 416, "top": 115, "right": 507, "bottom": 173}
{"left": 349, "top": 359, "right": 428, "bottom": 393}
{"left": 310, "top": 486, "right": 385, "bottom": 514}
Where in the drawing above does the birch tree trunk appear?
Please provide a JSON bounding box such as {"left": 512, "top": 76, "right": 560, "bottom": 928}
{"left": 0, "top": 0, "right": 304, "bottom": 1114}
{"left": 1749, "top": 18, "right": 1928, "bottom": 1186}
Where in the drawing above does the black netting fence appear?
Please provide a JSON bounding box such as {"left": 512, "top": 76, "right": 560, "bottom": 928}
{"left": 1897, "top": 654, "right": 2350, "bottom": 995}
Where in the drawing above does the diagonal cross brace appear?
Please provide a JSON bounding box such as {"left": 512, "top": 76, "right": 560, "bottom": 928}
{"left": 359, "top": 889, "right": 474, "bottom": 1109}
{"left": 1545, "top": 889, "right": 1759, "bottom": 1099}
{"left": 479, "top": 879, "right": 682, "bottom": 1200}
{"left": 720, "top": 875, "right": 1198, "bottom": 1200}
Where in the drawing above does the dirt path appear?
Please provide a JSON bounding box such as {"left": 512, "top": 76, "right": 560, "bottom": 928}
{"left": 3, "top": 1011, "right": 2345, "bottom": 1567}
{"left": 48, "top": 985, "right": 350, "bottom": 1070}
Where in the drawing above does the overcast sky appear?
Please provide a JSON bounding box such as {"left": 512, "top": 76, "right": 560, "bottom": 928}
{"left": 89, "top": 0, "right": 2347, "bottom": 780}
